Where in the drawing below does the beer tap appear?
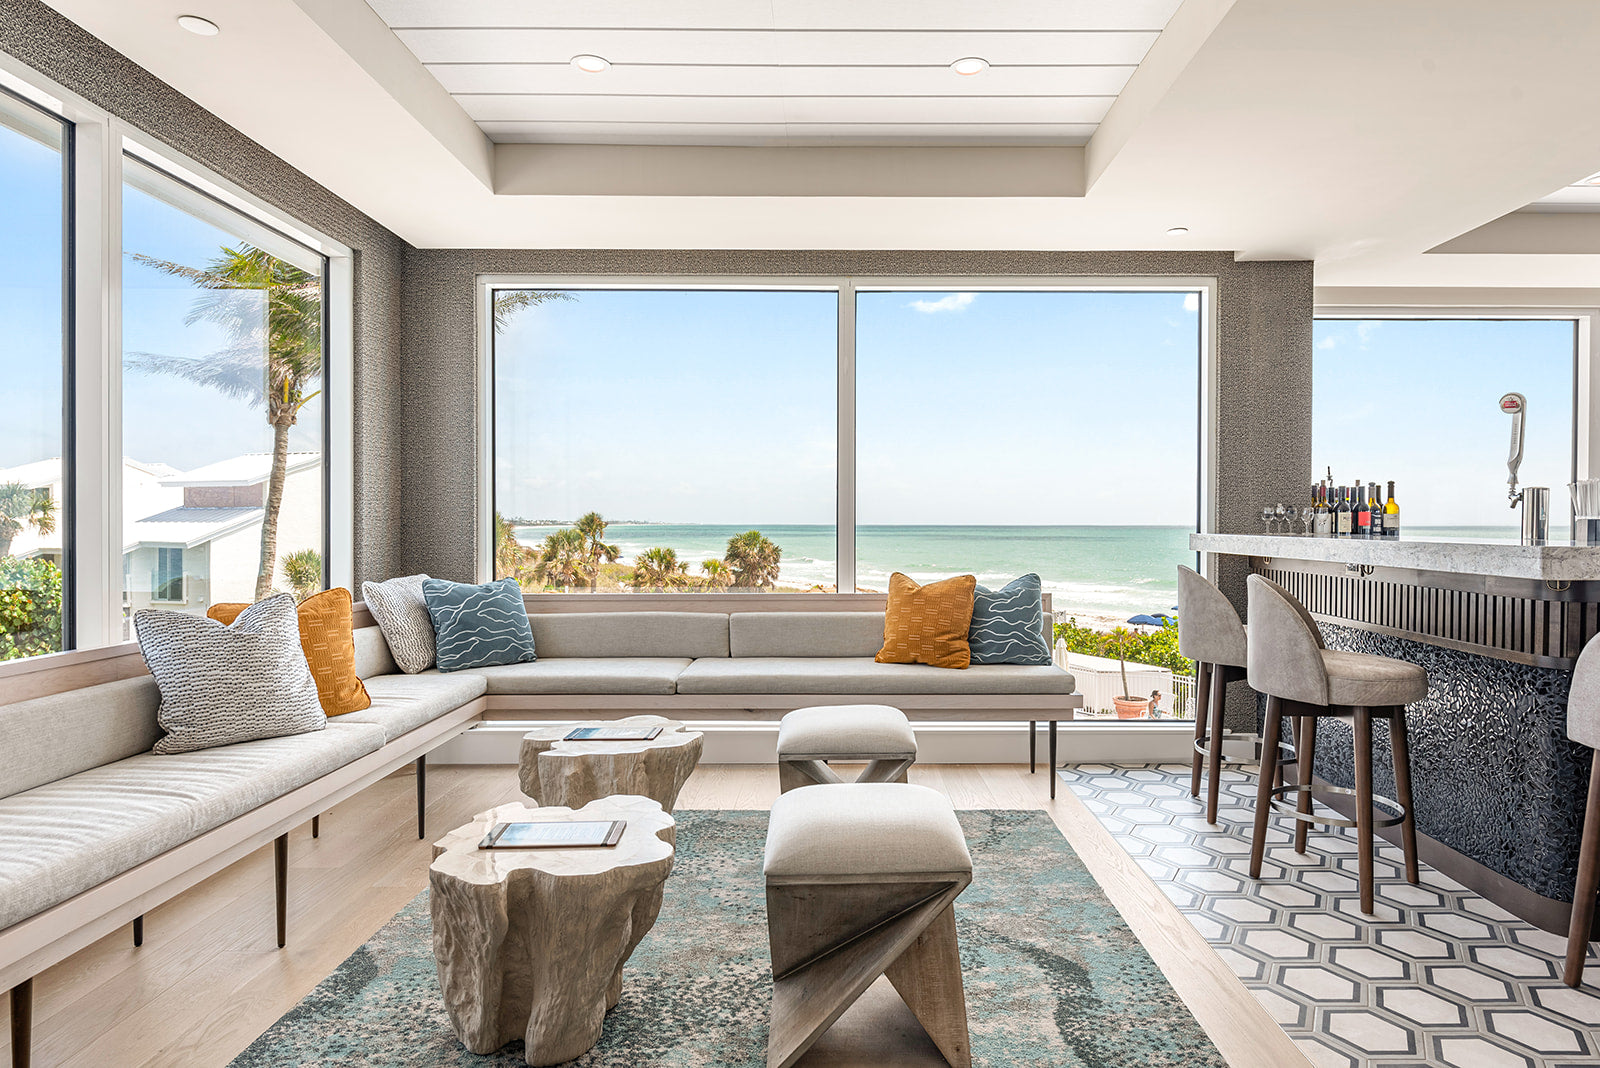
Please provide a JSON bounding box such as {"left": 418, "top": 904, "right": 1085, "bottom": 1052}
{"left": 1501, "top": 392, "right": 1548, "bottom": 544}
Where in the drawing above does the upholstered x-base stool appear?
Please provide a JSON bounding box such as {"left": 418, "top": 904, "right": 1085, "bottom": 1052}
{"left": 764, "top": 783, "right": 973, "bottom": 1068}
{"left": 776, "top": 705, "right": 917, "bottom": 794}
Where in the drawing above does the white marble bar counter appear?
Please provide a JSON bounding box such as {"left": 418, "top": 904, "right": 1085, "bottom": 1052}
{"left": 1190, "top": 532, "right": 1600, "bottom": 583}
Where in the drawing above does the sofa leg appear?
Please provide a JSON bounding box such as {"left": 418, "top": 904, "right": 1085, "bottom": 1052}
{"left": 274, "top": 833, "right": 288, "bottom": 949}
{"left": 11, "top": 978, "right": 31, "bottom": 1068}
{"left": 1048, "top": 721, "right": 1058, "bottom": 799}
{"left": 311, "top": 815, "right": 319, "bottom": 839}
{"left": 416, "top": 756, "right": 427, "bottom": 840}
{"left": 133, "top": 914, "right": 143, "bottom": 948}
{"left": 1029, "top": 721, "right": 1037, "bottom": 774}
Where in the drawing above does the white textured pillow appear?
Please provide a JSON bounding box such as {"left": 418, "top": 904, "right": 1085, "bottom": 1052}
{"left": 134, "top": 595, "right": 326, "bottom": 755}
{"left": 361, "top": 574, "right": 436, "bottom": 674}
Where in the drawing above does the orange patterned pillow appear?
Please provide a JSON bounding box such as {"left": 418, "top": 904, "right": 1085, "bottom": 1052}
{"left": 875, "top": 572, "right": 978, "bottom": 669}
{"left": 208, "top": 588, "right": 372, "bottom": 715}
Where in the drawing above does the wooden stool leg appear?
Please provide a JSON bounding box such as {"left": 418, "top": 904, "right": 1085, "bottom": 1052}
{"left": 11, "top": 978, "right": 31, "bottom": 1068}
{"left": 1249, "top": 696, "right": 1284, "bottom": 879}
{"left": 1294, "top": 716, "right": 1318, "bottom": 855}
{"left": 1191, "top": 662, "right": 1212, "bottom": 798}
{"left": 884, "top": 903, "right": 971, "bottom": 1068}
{"left": 1205, "top": 665, "right": 1226, "bottom": 823}
{"left": 1389, "top": 708, "right": 1419, "bottom": 884}
{"left": 1566, "top": 752, "right": 1600, "bottom": 987}
{"left": 1353, "top": 707, "right": 1375, "bottom": 914}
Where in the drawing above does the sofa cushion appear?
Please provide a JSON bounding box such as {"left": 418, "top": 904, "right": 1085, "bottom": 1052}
{"left": 528, "top": 612, "right": 730, "bottom": 659}
{"left": 729, "top": 612, "right": 884, "bottom": 658}
{"left": 876, "top": 572, "right": 977, "bottom": 670}
{"left": 969, "top": 574, "right": 1052, "bottom": 666}
{"left": 353, "top": 625, "right": 397, "bottom": 680}
{"left": 361, "top": 574, "right": 436, "bottom": 674}
{"left": 676, "top": 657, "right": 1076, "bottom": 695}
{"left": 209, "top": 588, "right": 373, "bottom": 715}
{"left": 342, "top": 672, "right": 489, "bottom": 741}
{"left": 0, "top": 722, "right": 384, "bottom": 930}
{"left": 0, "top": 676, "right": 162, "bottom": 800}
{"left": 463, "top": 658, "right": 692, "bottom": 696}
{"left": 423, "top": 577, "right": 537, "bottom": 672}
{"left": 135, "top": 595, "right": 327, "bottom": 754}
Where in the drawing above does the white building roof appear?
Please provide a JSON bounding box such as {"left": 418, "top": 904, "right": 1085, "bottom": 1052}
{"left": 161, "top": 452, "right": 320, "bottom": 488}
{"left": 125, "top": 507, "right": 263, "bottom": 551}
{"left": 0, "top": 457, "right": 62, "bottom": 489}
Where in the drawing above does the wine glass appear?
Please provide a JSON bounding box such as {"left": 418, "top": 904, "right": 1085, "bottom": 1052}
{"left": 1275, "top": 503, "right": 1289, "bottom": 534}
{"left": 1300, "top": 505, "right": 1315, "bottom": 535}
{"left": 1261, "top": 507, "right": 1274, "bottom": 535}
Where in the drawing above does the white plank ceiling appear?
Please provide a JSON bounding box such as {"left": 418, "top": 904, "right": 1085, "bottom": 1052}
{"left": 365, "top": 0, "right": 1183, "bottom": 146}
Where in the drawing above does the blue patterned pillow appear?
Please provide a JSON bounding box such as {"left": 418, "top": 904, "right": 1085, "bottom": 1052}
{"left": 421, "top": 577, "right": 536, "bottom": 672}
{"left": 968, "top": 574, "right": 1052, "bottom": 665}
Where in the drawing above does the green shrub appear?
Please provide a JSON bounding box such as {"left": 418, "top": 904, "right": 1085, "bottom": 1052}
{"left": 0, "top": 556, "right": 63, "bottom": 660}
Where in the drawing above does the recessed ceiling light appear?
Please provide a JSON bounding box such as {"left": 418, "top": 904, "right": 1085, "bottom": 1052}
{"left": 570, "top": 54, "right": 611, "bottom": 73}
{"left": 950, "top": 57, "right": 989, "bottom": 76}
{"left": 176, "top": 14, "right": 219, "bottom": 36}
{"left": 1166, "top": 226, "right": 1190, "bottom": 236}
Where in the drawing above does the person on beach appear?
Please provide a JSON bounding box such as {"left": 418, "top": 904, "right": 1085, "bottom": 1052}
{"left": 1148, "top": 689, "right": 1164, "bottom": 717}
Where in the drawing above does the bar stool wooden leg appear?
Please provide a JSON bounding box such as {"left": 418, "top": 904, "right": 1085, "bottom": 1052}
{"left": 1205, "top": 665, "right": 1226, "bottom": 824}
{"left": 1191, "top": 662, "right": 1212, "bottom": 798}
{"left": 1353, "top": 707, "right": 1376, "bottom": 914}
{"left": 1250, "top": 696, "right": 1284, "bottom": 879}
{"left": 1294, "top": 715, "right": 1318, "bottom": 855}
{"left": 1389, "top": 708, "right": 1419, "bottom": 884}
{"left": 1565, "top": 752, "right": 1600, "bottom": 987}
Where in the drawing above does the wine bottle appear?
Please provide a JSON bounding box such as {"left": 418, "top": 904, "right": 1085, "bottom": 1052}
{"left": 1355, "top": 483, "right": 1372, "bottom": 537}
{"left": 1384, "top": 480, "right": 1400, "bottom": 538}
{"left": 1335, "top": 486, "right": 1352, "bottom": 537}
{"left": 1314, "top": 480, "right": 1333, "bottom": 537}
{"left": 1370, "top": 482, "right": 1385, "bottom": 538}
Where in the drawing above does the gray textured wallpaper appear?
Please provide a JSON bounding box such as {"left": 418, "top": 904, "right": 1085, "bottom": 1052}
{"left": 0, "top": 0, "right": 409, "bottom": 587}
{"left": 402, "top": 249, "right": 1311, "bottom": 726}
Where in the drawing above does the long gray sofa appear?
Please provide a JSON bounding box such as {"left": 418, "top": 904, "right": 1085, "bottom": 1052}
{"left": 0, "top": 601, "right": 1078, "bottom": 1068}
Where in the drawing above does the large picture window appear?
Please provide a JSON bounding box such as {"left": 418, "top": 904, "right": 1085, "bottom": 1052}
{"left": 1313, "top": 318, "right": 1577, "bottom": 535}
{"left": 0, "top": 91, "right": 70, "bottom": 660}
{"left": 491, "top": 288, "right": 837, "bottom": 592}
{"left": 120, "top": 156, "right": 328, "bottom": 633}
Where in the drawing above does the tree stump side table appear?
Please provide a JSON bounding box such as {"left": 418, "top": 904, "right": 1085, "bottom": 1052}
{"left": 429, "top": 796, "right": 676, "bottom": 1067}
{"left": 519, "top": 715, "right": 704, "bottom": 813}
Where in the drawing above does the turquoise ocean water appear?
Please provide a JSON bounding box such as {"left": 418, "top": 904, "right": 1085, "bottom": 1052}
{"left": 513, "top": 524, "right": 1519, "bottom": 621}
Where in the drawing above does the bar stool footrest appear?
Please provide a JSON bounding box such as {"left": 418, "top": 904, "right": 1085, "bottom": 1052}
{"left": 1267, "top": 781, "right": 1405, "bottom": 830}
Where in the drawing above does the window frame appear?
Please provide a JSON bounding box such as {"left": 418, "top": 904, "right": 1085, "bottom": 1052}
{"left": 478, "top": 274, "right": 1218, "bottom": 593}
{"left": 1312, "top": 305, "right": 1596, "bottom": 539}
{"left": 0, "top": 49, "right": 356, "bottom": 654}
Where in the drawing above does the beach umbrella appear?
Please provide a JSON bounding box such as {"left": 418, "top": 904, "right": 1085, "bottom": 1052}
{"left": 1127, "top": 614, "right": 1164, "bottom": 626}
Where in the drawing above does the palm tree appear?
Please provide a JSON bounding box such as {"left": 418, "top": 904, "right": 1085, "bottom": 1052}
{"left": 494, "top": 511, "right": 537, "bottom": 586}
{"left": 0, "top": 483, "right": 56, "bottom": 558}
{"left": 280, "top": 548, "right": 322, "bottom": 603}
{"left": 724, "top": 530, "right": 783, "bottom": 589}
{"left": 699, "top": 558, "right": 734, "bottom": 591}
{"left": 574, "top": 511, "right": 620, "bottom": 592}
{"left": 126, "top": 245, "right": 321, "bottom": 601}
{"left": 531, "top": 528, "right": 593, "bottom": 591}
{"left": 630, "top": 547, "right": 689, "bottom": 591}
{"left": 492, "top": 289, "right": 573, "bottom": 334}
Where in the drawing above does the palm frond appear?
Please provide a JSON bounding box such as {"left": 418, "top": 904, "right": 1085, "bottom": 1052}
{"left": 492, "top": 289, "right": 574, "bottom": 335}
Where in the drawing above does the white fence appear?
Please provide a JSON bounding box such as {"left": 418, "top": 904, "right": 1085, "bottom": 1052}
{"left": 1054, "top": 646, "right": 1176, "bottom": 719}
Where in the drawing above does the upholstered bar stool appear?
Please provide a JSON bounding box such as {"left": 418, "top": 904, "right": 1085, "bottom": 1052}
{"left": 776, "top": 705, "right": 917, "bottom": 794}
{"left": 1177, "top": 566, "right": 1255, "bottom": 824}
{"left": 1564, "top": 635, "right": 1600, "bottom": 987}
{"left": 1246, "top": 575, "right": 1427, "bottom": 914}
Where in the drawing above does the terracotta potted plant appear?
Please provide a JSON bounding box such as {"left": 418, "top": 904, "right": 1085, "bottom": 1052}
{"left": 1105, "top": 627, "right": 1150, "bottom": 719}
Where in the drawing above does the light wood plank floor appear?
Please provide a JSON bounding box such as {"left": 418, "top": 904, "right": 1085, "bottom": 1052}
{"left": 0, "top": 764, "right": 1310, "bottom": 1068}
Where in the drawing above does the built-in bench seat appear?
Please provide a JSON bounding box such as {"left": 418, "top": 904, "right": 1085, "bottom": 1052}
{"left": 671, "top": 657, "right": 1078, "bottom": 695}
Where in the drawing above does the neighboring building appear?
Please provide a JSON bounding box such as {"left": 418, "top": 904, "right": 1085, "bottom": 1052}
{"left": 0, "top": 453, "right": 322, "bottom": 638}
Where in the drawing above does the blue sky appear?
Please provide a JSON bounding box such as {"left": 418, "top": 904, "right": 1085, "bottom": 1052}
{"left": 494, "top": 288, "right": 1202, "bottom": 525}
{"left": 1, "top": 112, "right": 321, "bottom": 481}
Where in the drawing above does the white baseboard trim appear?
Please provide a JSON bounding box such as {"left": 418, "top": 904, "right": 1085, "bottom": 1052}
{"left": 429, "top": 721, "right": 1261, "bottom": 766}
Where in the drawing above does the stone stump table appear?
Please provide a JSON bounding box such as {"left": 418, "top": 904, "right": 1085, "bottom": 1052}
{"left": 429, "top": 796, "right": 676, "bottom": 1066}
{"left": 519, "top": 715, "right": 704, "bottom": 813}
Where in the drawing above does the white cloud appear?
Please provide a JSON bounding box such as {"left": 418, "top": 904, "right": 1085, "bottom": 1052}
{"left": 1318, "top": 336, "right": 1337, "bottom": 349}
{"left": 1182, "top": 293, "right": 1200, "bottom": 312}
{"left": 910, "top": 292, "right": 976, "bottom": 314}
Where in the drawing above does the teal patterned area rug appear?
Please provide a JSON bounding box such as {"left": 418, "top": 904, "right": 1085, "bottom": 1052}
{"left": 231, "top": 810, "right": 1223, "bottom": 1067}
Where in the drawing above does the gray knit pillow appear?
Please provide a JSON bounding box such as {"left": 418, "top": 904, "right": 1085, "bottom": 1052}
{"left": 135, "top": 594, "right": 326, "bottom": 755}
{"left": 361, "top": 574, "right": 436, "bottom": 674}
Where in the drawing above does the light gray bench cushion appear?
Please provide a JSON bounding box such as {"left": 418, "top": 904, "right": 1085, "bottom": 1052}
{"left": 778, "top": 705, "right": 915, "bottom": 758}
{"left": 463, "top": 658, "right": 692, "bottom": 696}
{"left": 730, "top": 612, "right": 884, "bottom": 658}
{"left": 0, "top": 722, "right": 385, "bottom": 930}
{"left": 0, "top": 676, "right": 162, "bottom": 800}
{"left": 765, "top": 783, "right": 972, "bottom": 877}
{"left": 354, "top": 625, "right": 397, "bottom": 679}
{"left": 339, "top": 671, "right": 487, "bottom": 742}
{"left": 676, "top": 657, "right": 1076, "bottom": 695}
{"left": 528, "top": 612, "right": 729, "bottom": 659}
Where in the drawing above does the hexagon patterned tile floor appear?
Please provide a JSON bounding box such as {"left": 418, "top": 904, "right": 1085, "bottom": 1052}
{"left": 1060, "top": 763, "right": 1600, "bottom": 1068}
